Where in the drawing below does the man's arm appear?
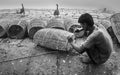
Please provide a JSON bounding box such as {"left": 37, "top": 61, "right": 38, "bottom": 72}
{"left": 69, "top": 30, "right": 100, "bottom": 54}
{"left": 70, "top": 41, "right": 86, "bottom": 54}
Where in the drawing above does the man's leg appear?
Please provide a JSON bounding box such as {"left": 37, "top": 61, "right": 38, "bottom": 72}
{"left": 80, "top": 47, "right": 97, "bottom": 65}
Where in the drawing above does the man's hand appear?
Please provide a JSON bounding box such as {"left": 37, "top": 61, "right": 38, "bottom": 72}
{"left": 67, "top": 35, "right": 74, "bottom": 43}
{"left": 67, "top": 36, "right": 86, "bottom": 54}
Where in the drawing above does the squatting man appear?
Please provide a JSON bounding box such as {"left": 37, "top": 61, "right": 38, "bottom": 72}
{"left": 67, "top": 13, "right": 113, "bottom": 65}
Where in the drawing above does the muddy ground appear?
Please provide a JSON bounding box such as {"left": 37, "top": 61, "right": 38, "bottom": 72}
{"left": 0, "top": 8, "right": 120, "bottom": 75}
{"left": 0, "top": 38, "right": 119, "bottom": 75}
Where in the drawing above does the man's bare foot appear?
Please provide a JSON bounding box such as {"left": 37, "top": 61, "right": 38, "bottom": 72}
{"left": 80, "top": 54, "right": 94, "bottom": 64}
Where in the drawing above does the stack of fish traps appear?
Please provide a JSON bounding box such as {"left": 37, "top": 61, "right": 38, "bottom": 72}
{"left": 7, "top": 19, "right": 28, "bottom": 39}
{"left": 33, "top": 28, "right": 73, "bottom": 51}
{"left": 46, "top": 18, "right": 65, "bottom": 30}
{"left": 28, "top": 18, "right": 46, "bottom": 39}
{"left": 0, "top": 16, "right": 85, "bottom": 52}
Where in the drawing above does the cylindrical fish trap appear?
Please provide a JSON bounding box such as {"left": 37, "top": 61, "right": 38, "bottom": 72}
{"left": 64, "top": 18, "right": 73, "bottom": 30}
{"left": 46, "top": 18, "right": 65, "bottom": 30}
{"left": 7, "top": 19, "right": 28, "bottom": 39}
{"left": 110, "top": 13, "right": 120, "bottom": 44}
{"left": 28, "top": 18, "right": 46, "bottom": 39}
{"left": 68, "top": 24, "right": 82, "bottom": 33}
{"left": 64, "top": 18, "right": 81, "bottom": 32}
{"left": 33, "top": 28, "right": 73, "bottom": 51}
{"left": 0, "top": 19, "right": 11, "bottom": 38}
{"left": 100, "top": 20, "right": 111, "bottom": 29}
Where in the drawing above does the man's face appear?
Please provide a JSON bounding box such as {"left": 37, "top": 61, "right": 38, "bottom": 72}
{"left": 80, "top": 23, "right": 87, "bottom": 31}
{"left": 74, "top": 28, "right": 84, "bottom": 38}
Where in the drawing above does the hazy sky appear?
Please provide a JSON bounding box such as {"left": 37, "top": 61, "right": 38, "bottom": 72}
{"left": 0, "top": 0, "right": 120, "bottom": 10}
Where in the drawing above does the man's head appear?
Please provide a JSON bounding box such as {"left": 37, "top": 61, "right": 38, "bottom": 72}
{"left": 78, "top": 13, "right": 94, "bottom": 31}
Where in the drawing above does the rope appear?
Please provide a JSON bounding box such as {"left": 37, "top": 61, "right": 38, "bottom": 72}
{"left": 0, "top": 51, "right": 58, "bottom": 63}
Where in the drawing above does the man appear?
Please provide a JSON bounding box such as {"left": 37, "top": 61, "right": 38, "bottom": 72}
{"left": 67, "top": 13, "right": 113, "bottom": 65}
